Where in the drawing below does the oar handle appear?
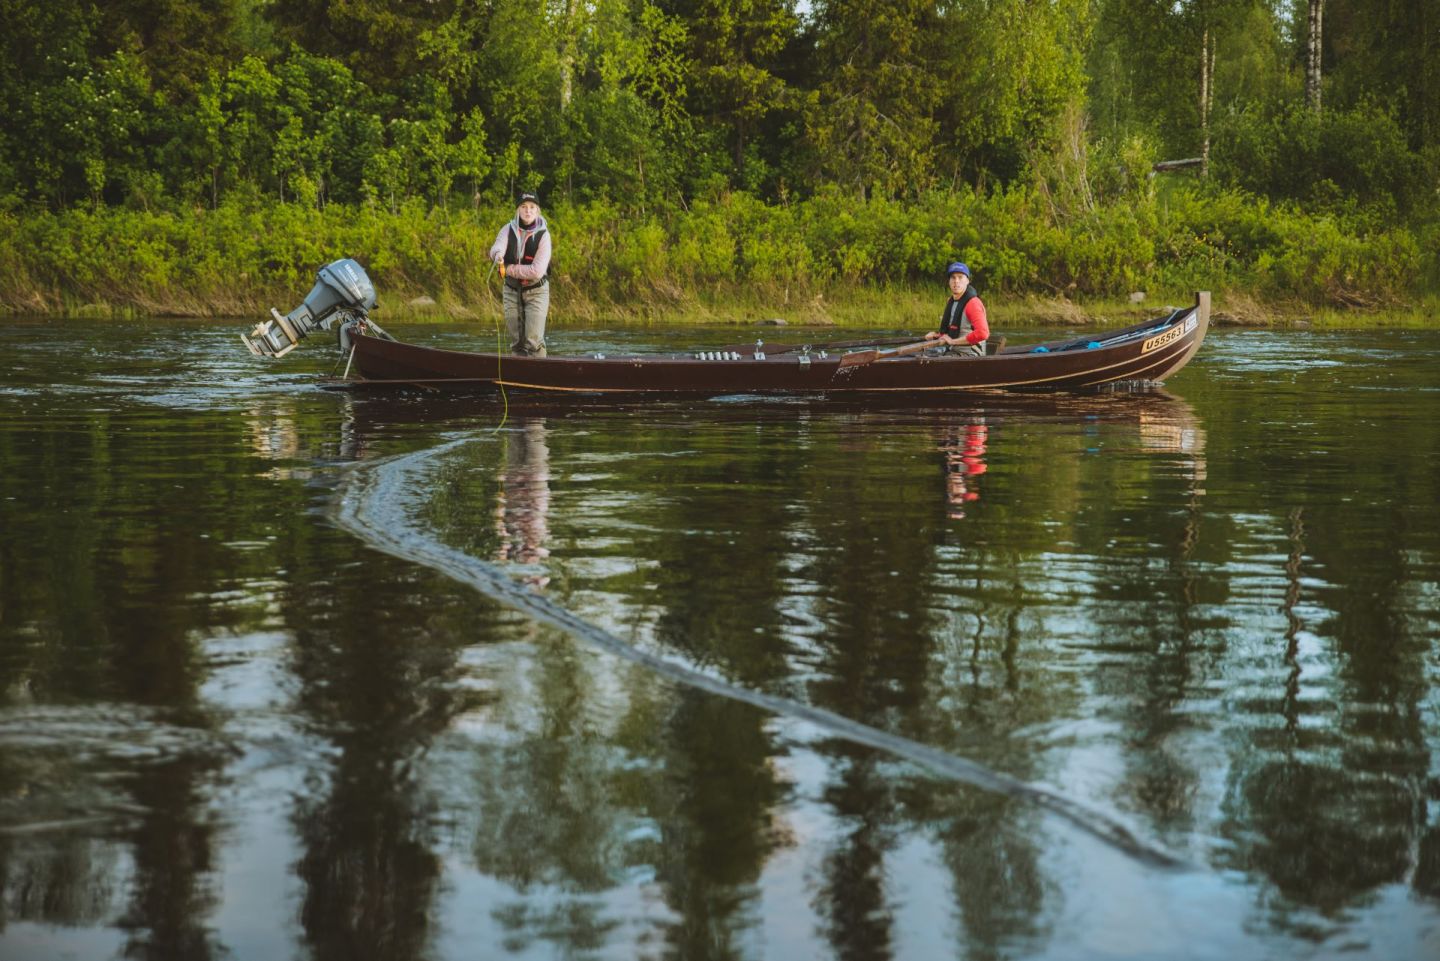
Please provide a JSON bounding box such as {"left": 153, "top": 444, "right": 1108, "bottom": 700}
{"left": 837, "top": 339, "right": 934, "bottom": 368}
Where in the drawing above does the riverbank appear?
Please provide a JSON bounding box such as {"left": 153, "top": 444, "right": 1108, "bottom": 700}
{"left": 20, "top": 282, "right": 1436, "bottom": 331}
{"left": 2, "top": 192, "right": 1434, "bottom": 327}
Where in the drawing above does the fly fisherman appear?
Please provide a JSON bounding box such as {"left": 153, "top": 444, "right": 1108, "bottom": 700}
{"left": 489, "top": 192, "right": 552, "bottom": 356}
{"left": 924, "top": 262, "right": 989, "bottom": 356}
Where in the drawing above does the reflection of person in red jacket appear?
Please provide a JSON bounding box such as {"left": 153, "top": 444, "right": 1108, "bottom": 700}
{"left": 941, "top": 423, "right": 988, "bottom": 519}
{"left": 924, "top": 262, "right": 990, "bottom": 356}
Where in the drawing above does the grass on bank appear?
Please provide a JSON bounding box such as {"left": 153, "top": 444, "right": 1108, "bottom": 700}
{"left": 18, "top": 279, "right": 1437, "bottom": 331}
{"left": 1, "top": 188, "right": 1434, "bottom": 327}
{"left": 406, "top": 284, "right": 1206, "bottom": 329}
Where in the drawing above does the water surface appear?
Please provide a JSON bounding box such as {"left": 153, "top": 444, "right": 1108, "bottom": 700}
{"left": 1, "top": 318, "right": 1438, "bottom": 960}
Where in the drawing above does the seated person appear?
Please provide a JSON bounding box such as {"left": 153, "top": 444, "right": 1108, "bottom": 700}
{"left": 924, "top": 262, "right": 989, "bottom": 356}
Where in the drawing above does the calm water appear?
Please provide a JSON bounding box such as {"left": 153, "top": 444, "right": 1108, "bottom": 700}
{"left": 0, "top": 318, "right": 1438, "bottom": 960}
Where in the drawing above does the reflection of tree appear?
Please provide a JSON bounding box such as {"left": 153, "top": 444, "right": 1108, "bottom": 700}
{"left": 116, "top": 757, "right": 224, "bottom": 961}
{"left": 461, "top": 641, "right": 788, "bottom": 956}
{"left": 451, "top": 404, "right": 805, "bottom": 954}
{"left": 640, "top": 410, "right": 799, "bottom": 686}
{"left": 816, "top": 750, "right": 896, "bottom": 961}
{"left": 1220, "top": 497, "right": 1435, "bottom": 916}
{"left": 36, "top": 557, "right": 227, "bottom": 961}
{"left": 652, "top": 692, "right": 787, "bottom": 960}
{"left": 1155, "top": 357, "right": 1440, "bottom": 918}
{"left": 468, "top": 630, "right": 633, "bottom": 953}
{"left": 0, "top": 386, "right": 381, "bottom": 952}
{"left": 922, "top": 608, "right": 1053, "bottom": 961}
{"left": 0, "top": 834, "right": 118, "bottom": 928}
{"left": 936, "top": 792, "right": 1049, "bottom": 961}
{"left": 809, "top": 397, "right": 1226, "bottom": 957}
{"left": 800, "top": 435, "right": 944, "bottom": 961}
{"left": 591, "top": 411, "right": 799, "bottom": 954}
{"left": 1282, "top": 508, "right": 1306, "bottom": 731}
{"left": 1058, "top": 394, "right": 1212, "bottom": 840}
{"left": 284, "top": 543, "right": 479, "bottom": 961}
{"left": 293, "top": 752, "right": 440, "bottom": 961}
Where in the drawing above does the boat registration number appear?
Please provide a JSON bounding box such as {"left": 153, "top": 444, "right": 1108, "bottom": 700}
{"left": 1141, "top": 316, "right": 1194, "bottom": 354}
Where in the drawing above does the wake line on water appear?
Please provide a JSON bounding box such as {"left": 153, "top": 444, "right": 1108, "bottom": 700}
{"left": 333, "top": 438, "right": 1189, "bottom": 870}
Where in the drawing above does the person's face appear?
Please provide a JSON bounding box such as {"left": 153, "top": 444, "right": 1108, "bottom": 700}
{"left": 948, "top": 272, "right": 969, "bottom": 297}
{"left": 517, "top": 201, "right": 539, "bottom": 222}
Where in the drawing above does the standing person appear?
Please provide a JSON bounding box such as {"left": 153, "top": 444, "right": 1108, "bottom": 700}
{"left": 489, "top": 192, "right": 552, "bottom": 356}
{"left": 924, "top": 262, "right": 989, "bottom": 356}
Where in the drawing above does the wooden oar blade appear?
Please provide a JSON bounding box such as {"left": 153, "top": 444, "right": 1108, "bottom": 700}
{"left": 837, "top": 347, "right": 881, "bottom": 368}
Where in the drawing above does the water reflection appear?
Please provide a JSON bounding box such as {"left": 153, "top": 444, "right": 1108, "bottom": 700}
{"left": 282, "top": 540, "right": 485, "bottom": 961}
{"left": 495, "top": 418, "right": 551, "bottom": 572}
{"left": 939, "top": 423, "right": 988, "bottom": 519}
{"left": 5, "top": 320, "right": 1440, "bottom": 960}
{"left": 116, "top": 757, "right": 224, "bottom": 961}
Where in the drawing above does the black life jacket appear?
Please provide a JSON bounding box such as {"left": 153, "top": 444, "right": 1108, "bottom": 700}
{"left": 504, "top": 222, "right": 548, "bottom": 288}
{"left": 940, "top": 287, "right": 981, "bottom": 338}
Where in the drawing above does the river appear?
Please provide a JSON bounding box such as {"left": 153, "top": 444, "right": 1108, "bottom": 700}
{"left": 0, "top": 318, "right": 1437, "bottom": 960}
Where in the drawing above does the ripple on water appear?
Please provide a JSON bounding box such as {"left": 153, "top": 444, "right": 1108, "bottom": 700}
{"left": 0, "top": 704, "right": 235, "bottom": 835}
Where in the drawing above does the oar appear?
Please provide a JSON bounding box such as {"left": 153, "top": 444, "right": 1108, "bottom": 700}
{"left": 719, "top": 334, "right": 918, "bottom": 356}
{"left": 837, "top": 339, "right": 935, "bottom": 368}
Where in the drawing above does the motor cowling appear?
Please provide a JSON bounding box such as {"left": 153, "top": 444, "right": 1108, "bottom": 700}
{"left": 242, "top": 258, "right": 378, "bottom": 358}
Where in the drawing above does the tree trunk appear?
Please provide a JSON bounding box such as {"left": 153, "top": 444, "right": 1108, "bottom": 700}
{"left": 1200, "top": 27, "right": 1214, "bottom": 177}
{"left": 559, "top": 0, "right": 580, "bottom": 111}
{"left": 1306, "top": 0, "right": 1324, "bottom": 113}
{"left": 734, "top": 116, "right": 746, "bottom": 178}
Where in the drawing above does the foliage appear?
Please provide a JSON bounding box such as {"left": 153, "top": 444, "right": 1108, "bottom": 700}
{"left": 1323, "top": 0, "right": 1439, "bottom": 153}
{"left": 1211, "top": 100, "right": 1435, "bottom": 219}
{"left": 805, "top": 0, "right": 942, "bottom": 197}
{"left": 2, "top": 184, "right": 1430, "bottom": 317}
{"left": 660, "top": 0, "right": 798, "bottom": 189}
{"left": 935, "top": 0, "right": 1092, "bottom": 186}
{"left": 0, "top": 0, "right": 1436, "bottom": 309}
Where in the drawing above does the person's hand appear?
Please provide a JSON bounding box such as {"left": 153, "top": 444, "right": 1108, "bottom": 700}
{"left": 938, "top": 334, "right": 955, "bottom": 346}
{"left": 924, "top": 330, "right": 941, "bottom": 341}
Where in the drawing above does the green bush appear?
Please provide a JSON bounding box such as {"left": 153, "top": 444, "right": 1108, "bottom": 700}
{"left": 0, "top": 183, "right": 1432, "bottom": 316}
{"left": 1212, "top": 100, "right": 1432, "bottom": 220}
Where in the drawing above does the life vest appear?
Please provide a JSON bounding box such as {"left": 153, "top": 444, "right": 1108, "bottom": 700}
{"left": 504, "top": 222, "right": 548, "bottom": 289}
{"left": 940, "top": 287, "right": 984, "bottom": 349}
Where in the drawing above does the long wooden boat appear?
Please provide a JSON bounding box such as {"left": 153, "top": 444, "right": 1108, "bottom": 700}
{"left": 341, "top": 292, "right": 1209, "bottom": 394}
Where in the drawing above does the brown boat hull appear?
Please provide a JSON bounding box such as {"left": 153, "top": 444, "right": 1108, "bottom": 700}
{"left": 346, "top": 293, "right": 1210, "bottom": 394}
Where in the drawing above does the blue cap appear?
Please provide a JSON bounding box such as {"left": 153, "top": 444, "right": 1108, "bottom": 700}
{"left": 946, "top": 262, "right": 971, "bottom": 277}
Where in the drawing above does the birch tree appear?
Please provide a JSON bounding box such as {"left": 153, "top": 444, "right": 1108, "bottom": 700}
{"left": 1305, "top": 0, "right": 1323, "bottom": 113}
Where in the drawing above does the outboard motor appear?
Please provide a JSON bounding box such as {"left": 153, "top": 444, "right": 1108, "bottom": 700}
{"left": 242, "top": 258, "right": 385, "bottom": 358}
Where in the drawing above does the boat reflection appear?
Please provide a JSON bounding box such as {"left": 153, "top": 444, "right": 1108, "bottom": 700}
{"left": 919, "top": 389, "right": 1206, "bottom": 522}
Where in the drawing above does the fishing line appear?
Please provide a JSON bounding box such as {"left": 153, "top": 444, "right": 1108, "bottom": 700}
{"left": 494, "top": 297, "right": 508, "bottom": 432}
{"left": 332, "top": 438, "right": 1191, "bottom": 871}
{"left": 485, "top": 259, "right": 510, "bottom": 432}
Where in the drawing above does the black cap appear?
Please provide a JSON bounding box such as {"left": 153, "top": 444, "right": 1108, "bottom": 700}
{"left": 518, "top": 192, "right": 540, "bottom": 207}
